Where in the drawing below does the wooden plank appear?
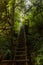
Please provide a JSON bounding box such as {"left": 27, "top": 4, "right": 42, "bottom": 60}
{"left": 1, "top": 59, "right": 29, "bottom": 62}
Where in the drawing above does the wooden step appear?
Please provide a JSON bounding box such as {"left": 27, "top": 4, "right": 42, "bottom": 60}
{"left": 15, "top": 51, "right": 25, "bottom": 52}
{"left": 16, "top": 48, "right": 25, "bottom": 51}
{"left": 15, "top": 56, "right": 25, "bottom": 60}
{"left": 15, "top": 55, "right": 26, "bottom": 56}
{"left": 16, "top": 51, "right": 25, "bottom": 55}
{"left": 15, "top": 61, "right": 26, "bottom": 65}
{"left": 2, "top": 59, "right": 29, "bottom": 62}
{"left": 16, "top": 46, "right": 25, "bottom": 49}
{"left": 17, "top": 45, "right": 25, "bottom": 48}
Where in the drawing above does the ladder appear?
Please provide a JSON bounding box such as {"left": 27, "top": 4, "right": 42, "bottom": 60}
{"left": 14, "top": 41, "right": 29, "bottom": 65}
{"left": 14, "top": 28, "right": 29, "bottom": 65}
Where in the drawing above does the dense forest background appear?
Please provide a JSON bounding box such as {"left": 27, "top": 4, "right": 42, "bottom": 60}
{"left": 0, "top": 0, "right": 43, "bottom": 65}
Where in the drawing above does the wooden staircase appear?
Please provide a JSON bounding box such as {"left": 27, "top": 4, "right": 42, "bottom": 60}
{"left": 13, "top": 28, "right": 29, "bottom": 65}
{"left": 13, "top": 40, "right": 29, "bottom": 65}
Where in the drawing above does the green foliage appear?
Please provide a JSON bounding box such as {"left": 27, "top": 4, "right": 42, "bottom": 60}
{"left": 0, "top": 0, "right": 43, "bottom": 64}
